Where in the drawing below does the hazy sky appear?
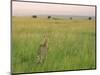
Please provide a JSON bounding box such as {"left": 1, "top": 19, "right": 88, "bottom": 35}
{"left": 12, "top": 1, "right": 95, "bottom": 16}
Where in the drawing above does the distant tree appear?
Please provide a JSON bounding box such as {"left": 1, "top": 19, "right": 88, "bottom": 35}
{"left": 48, "top": 16, "right": 51, "bottom": 19}
{"left": 70, "top": 17, "right": 72, "bottom": 20}
{"left": 32, "top": 15, "right": 37, "bottom": 18}
{"left": 88, "top": 17, "right": 92, "bottom": 20}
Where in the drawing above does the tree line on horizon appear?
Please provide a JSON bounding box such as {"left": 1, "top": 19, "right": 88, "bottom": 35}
{"left": 32, "top": 15, "right": 92, "bottom": 20}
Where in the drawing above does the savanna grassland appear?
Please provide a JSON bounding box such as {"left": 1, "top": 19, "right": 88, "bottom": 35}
{"left": 12, "top": 16, "right": 96, "bottom": 73}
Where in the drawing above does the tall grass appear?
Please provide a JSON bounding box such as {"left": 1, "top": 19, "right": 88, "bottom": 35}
{"left": 12, "top": 16, "right": 96, "bottom": 73}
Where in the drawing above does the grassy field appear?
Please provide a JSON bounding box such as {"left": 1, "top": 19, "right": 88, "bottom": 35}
{"left": 12, "top": 16, "right": 96, "bottom": 73}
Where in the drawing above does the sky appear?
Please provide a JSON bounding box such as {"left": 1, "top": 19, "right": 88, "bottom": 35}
{"left": 12, "top": 1, "right": 95, "bottom": 16}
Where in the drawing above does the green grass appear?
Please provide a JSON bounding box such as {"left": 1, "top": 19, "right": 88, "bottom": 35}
{"left": 12, "top": 16, "right": 96, "bottom": 73}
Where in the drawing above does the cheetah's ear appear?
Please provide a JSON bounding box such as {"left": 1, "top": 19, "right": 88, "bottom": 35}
{"left": 42, "top": 34, "right": 47, "bottom": 40}
{"left": 40, "top": 35, "right": 47, "bottom": 45}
